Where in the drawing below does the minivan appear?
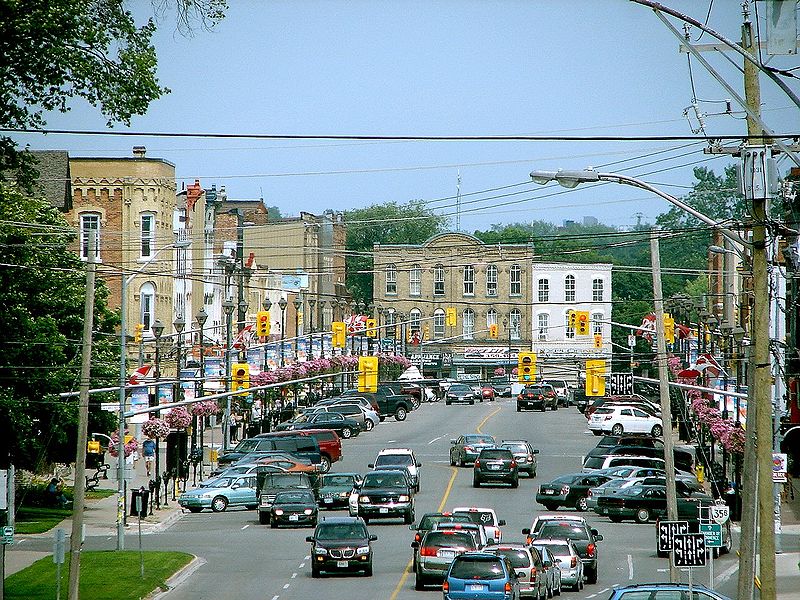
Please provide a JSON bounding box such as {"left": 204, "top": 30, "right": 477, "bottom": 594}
{"left": 582, "top": 455, "right": 666, "bottom": 472}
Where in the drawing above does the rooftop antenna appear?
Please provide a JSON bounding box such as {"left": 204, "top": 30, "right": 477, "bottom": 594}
{"left": 455, "top": 170, "right": 462, "bottom": 231}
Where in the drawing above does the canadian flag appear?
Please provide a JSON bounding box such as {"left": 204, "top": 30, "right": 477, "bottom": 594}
{"left": 129, "top": 365, "right": 153, "bottom": 386}
{"left": 694, "top": 353, "right": 724, "bottom": 378}
{"left": 232, "top": 324, "right": 254, "bottom": 350}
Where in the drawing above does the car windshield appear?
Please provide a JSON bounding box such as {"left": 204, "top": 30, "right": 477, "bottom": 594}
{"left": 275, "top": 491, "right": 314, "bottom": 503}
{"left": 465, "top": 435, "right": 495, "bottom": 445}
{"left": 423, "top": 531, "right": 475, "bottom": 549}
{"left": 597, "top": 479, "right": 630, "bottom": 491}
{"left": 323, "top": 475, "right": 355, "bottom": 487}
{"left": 537, "top": 523, "right": 589, "bottom": 541}
{"left": 233, "top": 439, "right": 259, "bottom": 452}
{"left": 500, "top": 443, "right": 527, "bottom": 453}
{"left": 449, "top": 557, "right": 505, "bottom": 580}
{"left": 450, "top": 384, "right": 472, "bottom": 392}
{"left": 538, "top": 543, "right": 571, "bottom": 557}
{"left": 456, "top": 510, "right": 496, "bottom": 526}
{"left": 204, "top": 477, "right": 235, "bottom": 488}
{"left": 375, "top": 455, "right": 413, "bottom": 467}
{"left": 315, "top": 523, "right": 367, "bottom": 540}
{"left": 418, "top": 514, "right": 471, "bottom": 530}
{"left": 362, "top": 473, "right": 406, "bottom": 488}
{"left": 493, "top": 549, "right": 530, "bottom": 568}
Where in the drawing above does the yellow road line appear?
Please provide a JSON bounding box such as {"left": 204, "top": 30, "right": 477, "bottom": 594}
{"left": 389, "top": 466, "right": 458, "bottom": 600}
{"left": 476, "top": 406, "right": 502, "bottom": 434}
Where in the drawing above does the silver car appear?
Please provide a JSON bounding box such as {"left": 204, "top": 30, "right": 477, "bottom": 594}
{"left": 530, "top": 544, "right": 562, "bottom": 597}
{"left": 534, "top": 538, "right": 584, "bottom": 591}
{"left": 486, "top": 543, "right": 548, "bottom": 599}
{"left": 413, "top": 529, "right": 477, "bottom": 589}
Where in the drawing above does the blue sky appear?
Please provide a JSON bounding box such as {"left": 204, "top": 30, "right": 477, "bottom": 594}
{"left": 12, "top": 1, "right": 799, "bottom": 231}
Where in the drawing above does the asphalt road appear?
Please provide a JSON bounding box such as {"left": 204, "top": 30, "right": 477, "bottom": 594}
{"left": 68, "top": 397, "right": 743, "bottom": 599}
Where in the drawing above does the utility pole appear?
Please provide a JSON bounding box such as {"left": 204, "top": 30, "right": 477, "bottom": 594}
{"left": 68, "top": 233, "right": 97, "bottom": 600}
{"left": 650, "top": 231, "right": 679, "bottom": 583}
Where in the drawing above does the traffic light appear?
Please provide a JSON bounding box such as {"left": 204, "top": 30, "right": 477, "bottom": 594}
{"left": 134, "top": 323, "right": 144, "bottom": 343}
{"left": 332, "top": 321, "right": 346, "bottom": 347}
{"left": 422, "top": 324, "right": 429, "bottom": 340}
{"left": 585, "top": 359, "right": 606, "bottom": 397}
{"left": 517, "top": 351, "right": 536, "bottom": 383}
{"left": 567, "top": 310, "right": 577, "bottom": 330}
{"left": 231, "top": 363, "right": 250, "bottom": 393}
{"left": 365, "top": 318, "right": 377, "bottom": 337}
{"left": 489, "top": 324, "right": 498, "bottom": 339}
{"left": 358, "top": 356, "right": 378, "bottom": 393}
{"left": 663, "top": 313, "right": 675, "bottom": 344}
{"left": 576, "top": 311, "right": 590, "bottom": 336}
{"left": 446, "top": 307, "right": 457, "bottom": 327}
{"left": 593, "top": 334, "right": 603, "bottom": 349}
{"left": 256, "top": 311, "right": 271, "bottom": 337}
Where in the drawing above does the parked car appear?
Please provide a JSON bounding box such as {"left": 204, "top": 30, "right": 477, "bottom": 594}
{"left": 413, "top": 529, "right": 477, "bottom": 589}
{"left": 451, "top": 507, "right": 506, "bottom": 544}
{"left": 449, "top": 434, "right": 497, "bottom": 466}
{"left": 535, "top": 473, "right": 611, "bottom": 511}
{"left": 532, "top": 538, "right": 584, "bottom": 591}
{"left": 596, "top": 484, "right": 713, "bottom": 524}
{"left": 369, "top": 447, "right": 422, "bottom": 492}
{"left": 445, "top": 383, "right": 479, "bottom": 405}
{"left": 307, "top": 403, "right": 378, "bottom": 431}
{"left": 258, "top": 429, "right": 342, "bottom": 473}
{"left": 252, "top": 455, "right": 318, "bottom": 473}
{"left": 499, "top": 439, "right": 539, "bottom": 477}
{"left": 582, "top": 455, "right": 668, "bottom": 473}
{"left": 606, "top": 584, "right": 732, "bottom": 600}
{"left": 588, "top": 405, "right": 664, "bottom": 437}
{"left": 443, "top": 552, "right": 521, "bottom": 600}
{"left": 178, "top": 474, "right": 257, "bottom": 513}
{"left": 275, "top": 411, "right": 362, "bottom": 439}
{"left": 216, "top": 433, "right": 322, "bottom": 469}
{"left": 318, "top": 472, "right": 361, "bottom": 509}
{"left": 485, "top": 543, "right": 548, "bottom": 600}
{"left": 410, "top": 513, "right": 473, "bottom": 570}
{"left": 584, "top": 394, "right": 656, "bottom": 419}
{"left": 473, "top": 447, "right": 519, "bottom": 488}
{"left": 517, "top": 385, "right": 558, "bottom": 411}
{"left": 525, "top": 518, "right": 603, "bottom": 584}
{"left": 355, "top": 469, "right": 415, "bottom": 524}
{"left": 270, "top": 490, "right": 318, "bottom": 528}
{"left": 306, "top": 516, "right": 376, "bottom": 577}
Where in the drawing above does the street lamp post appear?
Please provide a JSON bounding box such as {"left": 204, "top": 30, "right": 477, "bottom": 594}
{"left": 172, "top": 316, "right": 185, "bottom": 494}
{"left": 194, "top": 308, "right": 208, "bottom": 479}
{"left": 151, "top": 319, "right": 165, "bottom": 511}
{"left": 262, "top": 297, "right": 272, "bottom": 371}
{"left": 293, "top": 297, "right": 302, "bottom": 361}
{"left": 278, "top": 298, "right": 288, "bottom": 367}
{"left": 222, "top": 299, "right": 235, "bottom": 452}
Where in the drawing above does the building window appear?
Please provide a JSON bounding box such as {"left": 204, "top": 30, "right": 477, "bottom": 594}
{"left": 592, "top": 312, "right": 603, "bottom": 336}
{"left": 434, "top": 264, "right": 445, "bottom": 296}
{"left": 385, "top": 264, "right": 397, "bottom": 295}
{"left": 486, "top": 265, "right": 498, "bottom": 296}
{"left": 486, "top": 308, "right": 497, "bottom": 329}
{"left": 564, "top": 274, "right": 576, "bottom": 302}
{"left": 538, "top": 278, "right": 550, "bottom": 302}
{"left": 510, "top": 309, "right": 522, "bottom": 341}
{"left": 140, "top": 282, "right": 155, "bottom": 331}
{"left": 410, "top": 264, "right": 421, "bottom": 296}
{"left": 140, "top": 212, "right": 155, "bottom": 258}
{"left": 410, "top": 308, "right": 421, "bottom": 333}
{"left": 433, "top": 309, "right": 445, "bottom": 339}
{"left": 463, "top": 309, "right": 475, "bottom": 340}
{"left": 386, "top": 311, "right": 396, "bottom": 338}
{"left": 565, "top": 313, "right": 575, "bottom": 339}
{"left": 79, "top": 213, "right": 100, "bottom": 260}
{"left": 510, "top": 264, "right": 522, "bottom": 296}
{"left": 593, "top": 278, "right": 605, "bottom": 302}
{"left": 538, "top": 313, "right": 549, "bottom": 341}
{"left": 463, "top": 265, "right": 475, "bottom": 296}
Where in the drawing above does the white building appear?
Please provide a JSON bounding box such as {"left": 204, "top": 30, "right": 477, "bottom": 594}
{"left": 530, "top": 262, "right": 613, "bottom": 383}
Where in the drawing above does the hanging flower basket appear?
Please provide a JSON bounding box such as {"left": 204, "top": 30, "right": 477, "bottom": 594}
{"left": 165, "top": 406, "right": 192, "bottom": 429}
{"left": 191, "top": 400, "right": 220, "bottom": 417}
{"left": 108, "top": 431, "right": 139, "bottom": 458}
{"left": 141, "top": 417, "right": 170, "bottom": 439}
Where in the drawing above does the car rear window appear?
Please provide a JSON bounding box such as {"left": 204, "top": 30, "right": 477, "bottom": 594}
{"left": 456, "top": 510, "right": 496, "bottom": 526}
{"left": 419, "top": 514, "right": 471, "bottom": 530}
{"left": 583, "top": 457, "right": 606, "bottom": 469}
{"left": 479, "top": 449, "right": 512, "bottom": 460}
{"left": 537, "top": 523, "right": 589, "bottom": 541}
{"left": 593, "top": 407, "right": 613, "bottom": 415}
{"left": 449, "top": 557, "right": 505, "bottom": 580}
{"left": 375, "top": 454, "right": 413, "bottom": 467}
{"left": 500, "top": 443, "right": 527, "bottom": 453}
{"left": 493, "top": 549, "right": 530, "bottom": 568}
{"left": 423, "top": 531, "right": 475, "bottom": 549}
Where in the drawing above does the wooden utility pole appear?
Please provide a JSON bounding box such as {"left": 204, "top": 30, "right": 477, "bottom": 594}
{"left": 68, "top": 234, "right": 97, "bottom": 600}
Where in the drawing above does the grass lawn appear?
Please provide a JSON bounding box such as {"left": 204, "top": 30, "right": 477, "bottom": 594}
{"left": 6, "top": 551, "right": 194, "bottom": 600}
{"left": 15, "top": 488, "right": 118, "bottom": 534}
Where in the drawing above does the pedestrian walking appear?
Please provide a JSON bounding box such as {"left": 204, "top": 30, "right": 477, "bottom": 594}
{"left": 142, "top": 436, "right": 156, "bottom": 478}
{"left": 229, "top": 413, "right": 239, "bottom": 442}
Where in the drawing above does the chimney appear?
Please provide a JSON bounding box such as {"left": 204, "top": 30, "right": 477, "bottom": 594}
{"left": 132, "top": 146, "right": 146, "bottom": 158}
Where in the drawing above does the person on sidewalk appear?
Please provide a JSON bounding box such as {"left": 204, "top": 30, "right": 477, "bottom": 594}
{"left": 46, "top": 478, "right": 69, "bottom": 508}
{"left": 142, "top": 436, "right": 156, "bottom": 478}
{"left": 229, "top": 413, "right": 239, "bottom": 442}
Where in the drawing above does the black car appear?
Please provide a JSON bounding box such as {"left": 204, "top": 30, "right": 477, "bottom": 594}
{"left": 445, "top": 383, "right": 478, "bottom": 405}
{"left": 270, "top": 490, "right": 318, "bottom": 528}
{"left": 536, "top": 473, "right": 611, "bottom": 511}
{"left": 473, "top": 447, "right": 519, "bottom": 488}
{"left": 306, "top": 516, "right": 377, "bottom": 577}
{"left": 517, "top": 385, "right": 558, "bottom": 411}
{"left": 355, "top": 470, "right": 415, "bottom": 524}
{"left": 596, "top": 484, "right": 713, "bottom": 524}
{"left": 275, "top": 412, "right": 362, "bottom": 439}
{"left": 526, "top": 519, "right": 603, "bottom": 584}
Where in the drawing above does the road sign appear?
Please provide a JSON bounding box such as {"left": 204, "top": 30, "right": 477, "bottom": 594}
{"left": 710, "top": 503, "right": 730, "bottom": 525}
{"left": 609, "top": 372, "right": 634, "bottom": 395}
{"left": 673, "top": 533, "right": 707, "bottom": 567}
{"left": 699, "top": 523, "right": 722, "bottom": 548}
{"left": 2, "top": 525, "right": 13, "bottom": 545}
{"left": 657, "top": 520, "right": 689, "bottom": 553}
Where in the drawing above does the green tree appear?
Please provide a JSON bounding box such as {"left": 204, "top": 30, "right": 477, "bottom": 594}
{"left": 0, "top": 184, "right": 118, "bottom": 470}
{"left": 344, "top": 201, "right": 448, "bottom": 302}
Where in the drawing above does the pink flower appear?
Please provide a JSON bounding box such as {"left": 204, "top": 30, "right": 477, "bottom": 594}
{"left": 141, "top": 417, "right": 170, "bottom": 439}
{"left": 191, "top": 400, "right": 220, "bottom": 417}
{"left": 165, "top": 407, "right": 192, "bottom": 429}
{"left": 108, "top": 431, "right": 139, "bottom": 458}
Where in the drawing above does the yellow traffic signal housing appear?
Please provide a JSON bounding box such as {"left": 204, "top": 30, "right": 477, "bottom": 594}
{"left": 256, "top": 311, "right": 271, "bottom": 337}
{"left": 365, "top": 318, "right": 377, "bottom": 337}
{"left": 489, "top": 324, "right": 498, "bottom": 339}
{"left": 663, "top": 313, "right": 675, "bottom": 344}
{"left": 593, "top": 334, "right": 603, "bottom": 349}
{"left": 446, "top": 307, "right": 457, "bottom": 327}
{"left": 87, "top": 440, "right": 101, "bottom": 454}
{"left": 517, "top": 351, "right": 536, "bottom": 383}
{"left": 358, "top": 356, "right": 378, "bottom": 392}
{"left": 332, "top": 321, "right": 346, "bottom": 347}
{"left": 567, "top": 310, "right": 577, "bottom": 330}
{"left": 585, "top": 359, "right": 606, "bottom": 396}
{"left": 231, "top": 363, "right": 250, "bottom": 393}
{"left": 134, "top": 323, "right": 144, "bottom": 343}
{"left": 576, "top": 311, "right": 591, "bottom": 336}
{"left": 422, "top": 324, "right": 429, "bottom": 340}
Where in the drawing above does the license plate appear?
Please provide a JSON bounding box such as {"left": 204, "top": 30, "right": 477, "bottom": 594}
{"left": 545, "top": 489, "right": 555, "bottom": 495}
{"left": 337, "top": 560, "right": 348, "bottom": 568}
{"left": 468, "top": 584, "right": 485, "bottom": 592}
{"left": 289, "top": 515, "right": 299, "bottom": 521}
{"left": 489, "top": 464, "right": 501, "bottom": 470}
{"left": 379, "top": 507, "right": 389, "bottom": 514}
{"left": 323, "top": 498, "right": 333, "bottom": 503}
{"left": 439, "top": 550, "right": 455, "bottom": 559}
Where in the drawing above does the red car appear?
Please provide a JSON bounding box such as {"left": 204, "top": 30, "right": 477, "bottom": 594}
{"left": 480, "top": 385, "right": 496, "bottom": 401}
{"left": 268, "top": 429, "right": 342, "bottom": 473}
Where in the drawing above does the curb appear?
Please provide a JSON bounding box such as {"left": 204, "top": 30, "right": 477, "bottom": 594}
{"left": 144, "top": 508, "right": 184, "bottom": 534}
{"left": 147, "top": 555, "right": 206, "bottom": 599}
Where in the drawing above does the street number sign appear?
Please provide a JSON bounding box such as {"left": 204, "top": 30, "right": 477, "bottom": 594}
{"left": 657, "top": 520, "right": 689, "bottom": 553}
{"left": 710, "top": 504, "right": 730, "bottom": 525}
{"left": 673, "top": 533, "right": 707, "bottom": 567}
{"left": 699, "top": 523, "right": 722, "bottom": 548}
{"left": 609, "top": 373, "right": 634, "bottom": 395}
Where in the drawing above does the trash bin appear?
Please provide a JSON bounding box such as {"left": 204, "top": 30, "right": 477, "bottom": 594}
{"left": 130, "top": 488, "right": 150, "bottom": 517}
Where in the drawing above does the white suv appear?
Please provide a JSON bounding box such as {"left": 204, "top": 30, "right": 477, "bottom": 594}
{"left": 451, "top": 506, "right": 506, "bottom": 544}
{"left": 369, "top": 448, "right": 422, "bottom": 492}
{"left": 588, "top": 405, "right": 663, "bottom": 437}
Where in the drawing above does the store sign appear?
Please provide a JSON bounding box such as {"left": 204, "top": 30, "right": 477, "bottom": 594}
{"left": 463, "top": 347, "right": 515, "bottom": 360}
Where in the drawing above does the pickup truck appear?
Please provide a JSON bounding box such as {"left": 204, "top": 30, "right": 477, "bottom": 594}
{"left": 257, "top": 471, "right": 318, "bottom": 525}
{"left": 341, "top": 386, "right": 415, "bottom": 421}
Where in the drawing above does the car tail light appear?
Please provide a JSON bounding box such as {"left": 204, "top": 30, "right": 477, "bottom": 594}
{"left": 442, "top": 581, "right": 449, "bottom": 593}
{"left": 587, "top": 490, "right": 593, "bottom": 497}
{"left": 420, "top": 546, "right": 437, "bottom": 556}
{"left": 464, "top": 445, "right": 474, "bottom": 452}
{"left": 414, "top": 533, "right": 421, "bottom": 543}
{"left": 530, "top": 566, "right": 537, "bottom": 581}
{"left": 571, "top": 556, "right": 577, "bottom": 568}
{"left": 587, "top": 543, "right": 596, "bottom": 557}
{"left": 474, "top": 459, "right": 481, "bottom": 467}
{"left": 504, "top": 582, "right": 512, "bottom": 593}
{"left": 560, "top": 485, "right": 570, "bottom": 495}
{"left": 510, "top": 460, "right": 517, "bottom": 468}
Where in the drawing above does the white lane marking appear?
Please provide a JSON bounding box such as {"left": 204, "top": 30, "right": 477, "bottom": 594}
{"left": 597, "top": 588, "right": 610, "bottom": 596}
{"left": 299, "top": 563, "right": 306, "bottom": 569}
{"left": 586, "top": 594, "right": 598, "bottom": 599}
{"left": 272, "top": 596, "right": 279, "bottom": 600}
{"left": 715, "top": 560, "right": 740, "bottom": 586}
{"left": 656, "top": 568, "right": 669, "bottom": 572}
{"left": 428, "top": 434, "right": 446, "bottom": 444}
{"left": 241, "top": 524, "right": 249, "bottom": 530}
{"left": 305, "top": 555, "right": 311, "bottom": 560}
{"left": 291, "top": 573, "right": 297, "bottom": 579}
{"left": 627, "top": 554, "right": 634, "bottom": 579}
{"left": 387, "top": 440, "right": 397, "bottom": 443}
{"left": 283, "top": 584, "right": 290, "bottom": 589}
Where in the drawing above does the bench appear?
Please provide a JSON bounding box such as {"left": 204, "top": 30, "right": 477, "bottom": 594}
{"left": 85, "top": 463, "right": 110, "bottom": 491}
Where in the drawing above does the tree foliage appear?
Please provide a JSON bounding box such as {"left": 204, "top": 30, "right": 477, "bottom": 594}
{"left": 344, "top": 201, "right": 449, "bottom": 302}
{"left": 0, "top": 184, "right": 118, "bottom": 470}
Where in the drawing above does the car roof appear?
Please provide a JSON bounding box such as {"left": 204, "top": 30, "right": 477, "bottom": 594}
{"left": 377, "top": 448, "right": 414, "bottom": 455}
{"left": 532, "top": 514, "right": 587, "bottom": 525}
{"left": 451, "top": 506, "right": 497, "bottom": 514}
{"left": 500, "top": 439, "right": 528, "bottom": 444}
{"left": 318, "top": 515, "right": 363, "bottom": 524}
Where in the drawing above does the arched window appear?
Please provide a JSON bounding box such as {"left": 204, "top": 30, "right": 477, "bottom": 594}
{"left": 409, "top": 264, "right": 421, "bottom": 296}
{"left": 385, "top": 264, "right": 397, "bottom": 295}
{"left": 538, "top": 278, "right": 550, "bottom": 302}
{"left": 433, "top": 309, "right": 445, "bottom": 338}
{"left": 463, "top": 309, "right": 475, "bottom": 340}
{"left": 434, "top": 264, "right": 445, "bottom": 296}
{"left": 486, "top": 265, "right": 498, "bottom": 296}
{"left": 538, "top": 313, "right": 549, "bottom": 341}
{"left": 463, "top": 265, "right": 475, "bottom": 296}
{"left": 593, "top": 278, "right": 604, "bottom": 302}
{"left": 486, "top": 308, "right": 497, "bottom": 329}
{"left": 510, "top": 264, "right": 522, "bottom": 296}
{"left": 140, "top": 282, "right": 155, "bottom": 331}
{"left": 510, "top": 309, "right": 522, "bottom": 340}
{"left": 385, "top": 310, "right": 396, "bottom": 338}
{"left": 410, "top": 308, "right": 421, "bottom": 333}
{"left": 565, "top": 312, "right": 575, "bottom": 339}
{"left": 564, "top": 274, "right": 576, "bottom": 302}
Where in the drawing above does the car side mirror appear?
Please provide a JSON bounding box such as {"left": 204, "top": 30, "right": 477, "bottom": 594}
{"left": 532, "top": 449, "right": 540, "bottom": 454}
{"left": 305, "top": 536, "right": 314, "bottom": 543}
{"left": 367, "top": 463, "right": 374, "bottom": 468}
{"left": 498, "top": 519, "right": 506, "bottom": 526}
{"left": 416, "top": 462, "right": 422, "bottom": 467}
{"left": 595, "top": 534, "right": 604, "bottom": 541}
{"left": 369, "top": 534, "right": 378, "bottom": 541}
{"left": 231, "top": 484, "right": 240, "bottom": 489}
{"left": 411, "top": 541, "right": 419, "bottom": 548}
{"left": 591, "top": 528, "right": 599, "bottom": 536}
{"left": 521, "top": 528, "right": 531, "bottom": 535}
{"left": 487, "top": 538, "right": 497, "bottom": 545}
{"left": 450, "top": 439, "right": 457, "bottom": 444}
